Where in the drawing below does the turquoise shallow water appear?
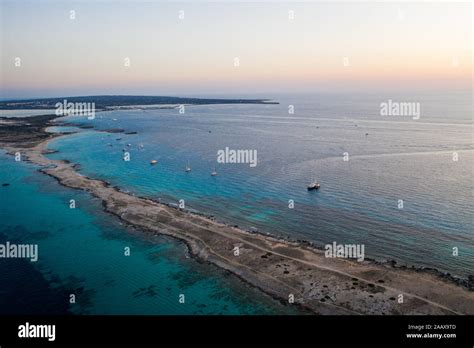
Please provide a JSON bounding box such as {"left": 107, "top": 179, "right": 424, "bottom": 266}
{"left": 45, "top": 92, "right": 473, "bottom": 279}
{"left": 0, "top": 151, "right": 295, "bottom": 315}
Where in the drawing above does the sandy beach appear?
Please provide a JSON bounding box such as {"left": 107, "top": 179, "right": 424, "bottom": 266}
{"left": 1, "top": 115, "right": 473, "bottom": 315}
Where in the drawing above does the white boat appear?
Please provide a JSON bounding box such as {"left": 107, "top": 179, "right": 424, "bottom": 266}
{"left": 307, "top": 182, "right": 320, "bottom": 191}
{"left": 150, "top": 159, "right": 158, "bottom": 165}
{"left": 211, "top": 166, "right": 217, "bottom": 176}
{"left": 185, "top": 161, "right": 191, "bottom": 172}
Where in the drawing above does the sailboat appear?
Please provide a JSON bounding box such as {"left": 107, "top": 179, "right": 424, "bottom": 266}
{"left": 185, "top": 161, "right": 191, "bottom": 172}
{"left": 211, "top": 166, "right": 217, "bottom": 176}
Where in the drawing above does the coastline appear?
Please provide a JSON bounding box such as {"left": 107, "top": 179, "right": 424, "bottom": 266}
{"left": 1, "top": 116, "right": 473, "bottom": 315}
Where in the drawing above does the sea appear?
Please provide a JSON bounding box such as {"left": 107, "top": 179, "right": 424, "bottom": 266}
{"left": 0, "top": 91, "right": 472, "bottom": 314}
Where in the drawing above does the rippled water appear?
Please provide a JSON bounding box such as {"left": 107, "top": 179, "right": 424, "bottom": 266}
{"left": 0, "top": 152, "right": 295, "bottom": 314}
{"left": 46, "top": 92, "right": 473, "bottom": 278}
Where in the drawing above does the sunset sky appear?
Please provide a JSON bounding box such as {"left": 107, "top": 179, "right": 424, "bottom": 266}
{"left": 0, "top": 1, "right": 471, "bottom": 98}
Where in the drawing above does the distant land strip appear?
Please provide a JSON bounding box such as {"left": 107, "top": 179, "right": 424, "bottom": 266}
{"left": 0, "top": 95, "right": 279, "bottom": 110}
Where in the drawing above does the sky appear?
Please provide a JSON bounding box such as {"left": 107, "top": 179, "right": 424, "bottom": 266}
{"left": 0, "top": 0, "right": 472, "bottom": 98}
